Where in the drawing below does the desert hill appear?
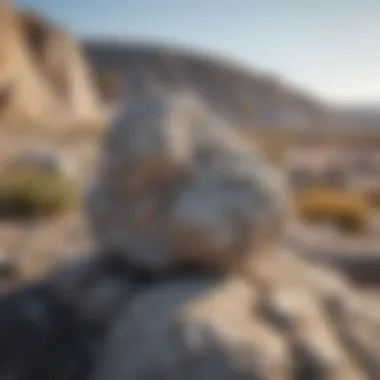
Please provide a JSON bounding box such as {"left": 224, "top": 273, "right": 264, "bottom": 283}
{"left": 84, "top": 40, "right": 341, "bottom": 131}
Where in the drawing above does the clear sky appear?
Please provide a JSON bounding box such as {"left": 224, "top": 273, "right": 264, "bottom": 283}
{"left": 14, "top": 0, "right": 380, "bottom": 105}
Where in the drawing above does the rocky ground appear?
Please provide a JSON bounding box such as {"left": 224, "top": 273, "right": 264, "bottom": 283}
{"left": 2, "top": 124, "right": 380, "bottom": 287}
{"left": 0, "top": 128, "right": 101, "bottom": 286}
{"left": 1, "top": 91, "right": 380, "bottom": 380}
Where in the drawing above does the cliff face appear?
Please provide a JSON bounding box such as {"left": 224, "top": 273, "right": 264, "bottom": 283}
{"left": 0, "top": 1, "right": 106, "bottom": 127}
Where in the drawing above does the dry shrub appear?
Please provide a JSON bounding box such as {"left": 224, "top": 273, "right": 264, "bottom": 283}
{"left": 0, "top": 169, "right": 77, "bottom": 219}
{"left": 295, "top": 187, "right": 372, "bottom": 233}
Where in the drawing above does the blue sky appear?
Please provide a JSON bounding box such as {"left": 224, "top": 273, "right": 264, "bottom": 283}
{"left": 14, "top": 0, "right": 380, "bottom": 105}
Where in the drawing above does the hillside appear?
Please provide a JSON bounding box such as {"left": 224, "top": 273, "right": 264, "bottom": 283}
{"left": 84, "top": 40, "right": 341, "bottom": 131}
{"left": 2, "top": 2, "right": 377, "bottom": 131}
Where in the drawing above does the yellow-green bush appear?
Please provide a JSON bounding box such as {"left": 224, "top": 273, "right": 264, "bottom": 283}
{"left": 0, "top": 169, "right": 77, "bottom": 219}
{"left": 295, "top": 187, "right": 372, "bottom": 233}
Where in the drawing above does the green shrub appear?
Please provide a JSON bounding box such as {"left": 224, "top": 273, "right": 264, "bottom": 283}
{"left": 0, "top": 169, "right": 77, "bottom": 219}
{"left": 295, "top": 187, "right": 371, "bottom": 234}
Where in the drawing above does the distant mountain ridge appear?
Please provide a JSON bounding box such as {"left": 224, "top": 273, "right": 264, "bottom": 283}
{"left": 83, "top": 40, "right": 342, "bottom": 131}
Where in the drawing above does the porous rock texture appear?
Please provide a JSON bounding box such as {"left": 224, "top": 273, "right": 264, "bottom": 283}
{"left": 87, "top": 90, "right": 289, "bottom": 273}
{"left": 84, "top": 90, "right": 380, "bottom": 380}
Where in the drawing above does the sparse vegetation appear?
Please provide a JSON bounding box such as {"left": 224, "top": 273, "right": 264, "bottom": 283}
{"left": 0, "top": 169, "right": 77, "bottom": 219}
{"left": 295, "top": 187, "right": 372, "bottom": 233}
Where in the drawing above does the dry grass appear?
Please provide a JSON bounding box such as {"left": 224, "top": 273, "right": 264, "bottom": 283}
{"left": 0, "top": 169, "right": 78, "bottom": 219}
{"left": 295, "top": 187, "right": 372, "bottom": 234}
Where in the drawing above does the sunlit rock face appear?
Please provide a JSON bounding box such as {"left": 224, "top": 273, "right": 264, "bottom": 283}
{"left": 0, "top": 1, "right": 106, "bottom": 126}
{"left": 86, "top": 90, "right": 290, "bottom": 273}
{"left": 93, "top": 250, "right": 380, "bottom": 380}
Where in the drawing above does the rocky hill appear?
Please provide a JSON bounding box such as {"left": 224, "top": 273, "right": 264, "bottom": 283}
{"left": 84, "top": 40, "right": 341, "bottom": 131}
{"left": 2, "top": 1, "right": 376, "bottom": 132}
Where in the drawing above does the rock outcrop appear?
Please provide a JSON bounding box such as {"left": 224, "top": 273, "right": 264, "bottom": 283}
{"left": 93, "top": 250, "right": 380, "bottom": 380}
{"left": 0, "top": 0, "right": 106, "bottom": 127}
{"left": 82, "top": 91, "right": 380, "bottom": 380}
{"left": 3, "top": 90, "right": 380, "bottom": 380}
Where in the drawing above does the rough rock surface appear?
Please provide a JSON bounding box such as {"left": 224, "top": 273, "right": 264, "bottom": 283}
{"left": 50, "top": 252, "right": 135, "bottom": 329}
{"left": 85, "top": 91, "right": 380, "bottom": 380}
{"left": 93, "top": 250, "right": 380, "bottom": 380}
{"left": 0, "top": 0, "right": 106, "bottom": 126}
{"left": 0, "top": 281, "right": 96, "bottom": 380}
{"left": 87, "top": 91, "right": 289, "bottom": 272}
{"left": 3, "top": 89, "right": 380, "bottom": 380}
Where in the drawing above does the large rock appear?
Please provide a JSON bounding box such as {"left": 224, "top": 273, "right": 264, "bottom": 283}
{"left": 87, "top": 91, "right": 289, "bottom": 272}
{"left": 0, "top": 281, "right": 96, "bottom": 380}
{"left": 92, "top": 249, "right": 380, "bottom": 380}
{"left": 0, "top": 0, "right": 59, "bottom": 124}
{"left": 50, "top": 252, "right": 134, "bottom": 329}
{"left": 0, "top": 1, "right": 106, "bottom": 126}
{"left": 82, "top": 90, "right": 380, "bottom": 380}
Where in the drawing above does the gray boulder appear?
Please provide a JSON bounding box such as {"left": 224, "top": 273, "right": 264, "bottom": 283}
{"left": 93, "top": 249, "right": 380, "bottom": 380}
{"left": 59, "top": 90, "right": 380, "bottom": 380}
{"left": 86, "top": 91, "right": 289, "bottom": 272}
